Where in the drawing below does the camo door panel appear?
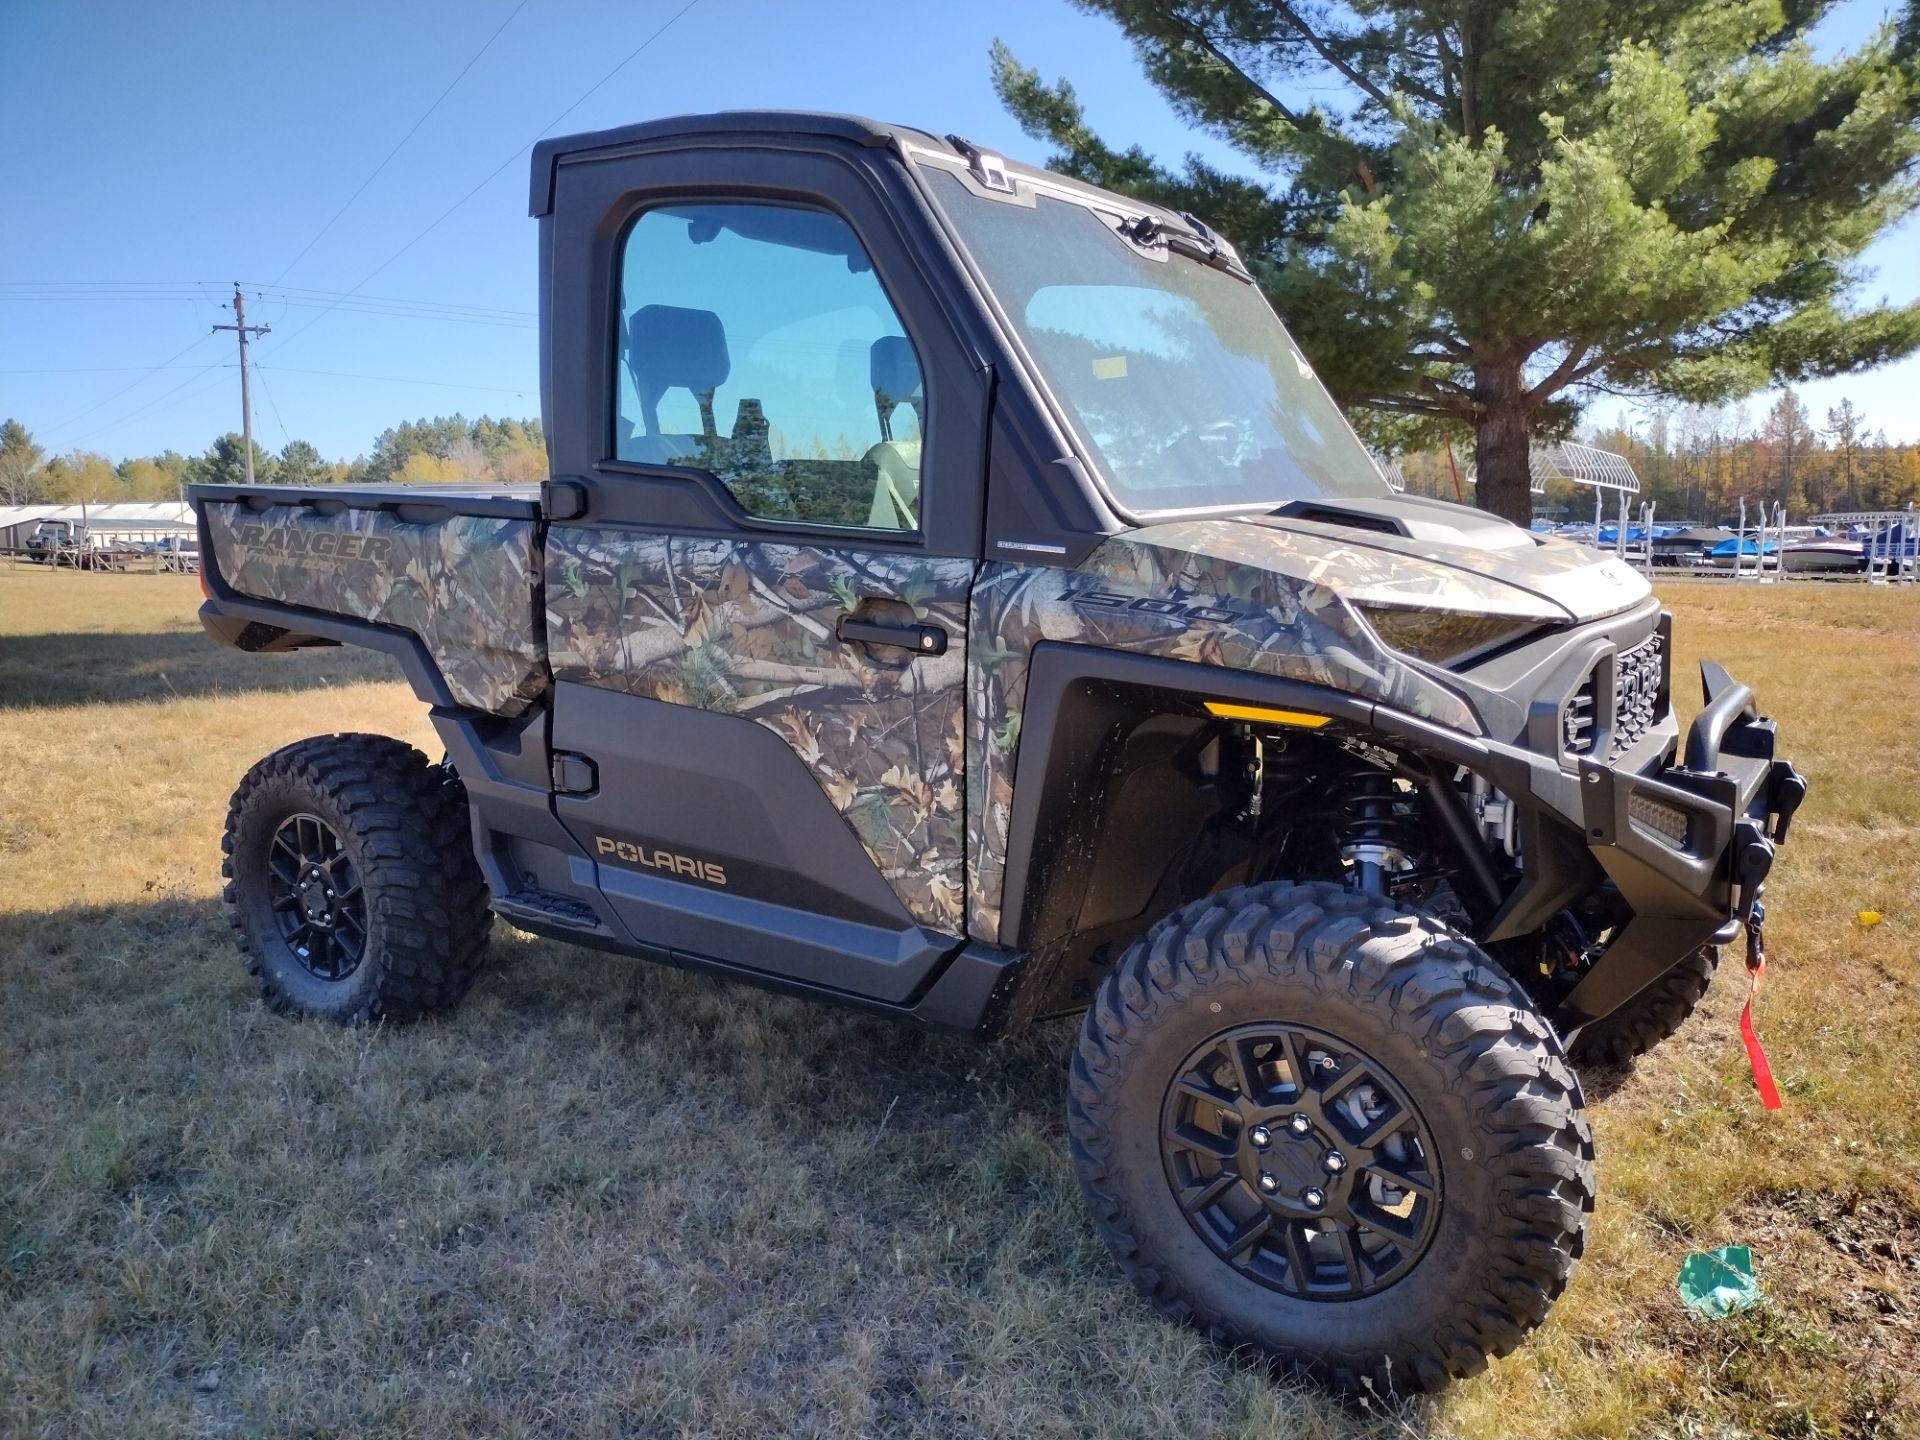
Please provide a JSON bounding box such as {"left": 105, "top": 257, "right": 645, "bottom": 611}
{"left": 546, "top": 529, "right": 974, "bottom": 934}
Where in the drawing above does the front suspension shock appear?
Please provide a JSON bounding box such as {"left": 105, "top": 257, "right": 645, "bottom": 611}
{"left": 1337, "top": 769, "right": 1420, "bottom": 896}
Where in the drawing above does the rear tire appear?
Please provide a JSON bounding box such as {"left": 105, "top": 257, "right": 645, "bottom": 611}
{"left": 1069, "top": 881, "right": 1594, "bottom": 1396}
{"left": 221, "top": 733, "right": 491, "bottom": 1025}
{"left": 1568, "top": 945, "right": 1718, "bottom": 1067}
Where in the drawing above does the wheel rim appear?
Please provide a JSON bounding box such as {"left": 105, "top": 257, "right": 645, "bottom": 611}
{"left": 1159, "top": 1021, "right": 1442, "bottom": 1299}
{"left": 265, "top": 813, "right": 368, "bottom": 982}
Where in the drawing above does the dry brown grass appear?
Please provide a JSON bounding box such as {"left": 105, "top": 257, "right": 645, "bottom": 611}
{"left": 1, "top": 565, "right": 1917, "bottom": 1438}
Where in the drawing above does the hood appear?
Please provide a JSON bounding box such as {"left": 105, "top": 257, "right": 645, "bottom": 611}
{"left": 1178, "top": 494, "right": 1652, "bottom": 625}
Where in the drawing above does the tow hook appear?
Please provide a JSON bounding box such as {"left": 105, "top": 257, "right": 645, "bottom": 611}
{"left": 1740, "top": 901, "right": 1783, "bottom": 1111}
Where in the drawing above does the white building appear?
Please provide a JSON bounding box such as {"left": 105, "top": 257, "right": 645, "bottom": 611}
{"left": 0, "top": 502, "right": 194, "bottom": 551}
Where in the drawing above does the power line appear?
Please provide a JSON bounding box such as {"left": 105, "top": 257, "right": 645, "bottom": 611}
{"left": 262, "top": 0, "right": 703, "bottom": 362}
{"left": 265, "top": 298, "right": 533, "bottom": 329}
{"left": 0, "top": 364, "right": 226, "bottom": 375}
{"left": 0, "top": 279, "right": 529, "bottom": 309}
{"left": 252, "top": 284, "right": 530, "bottom": 319}
{"left": 0, "top": 279, "right": 226, "bottom": 288}
{"left": 255, "top": 363, "right": 534, "bottom": 396}
{"left": 271, "top": 0, "right": 532, "bottom": 285}
{"left": 39, "top": 330, "right": 224, "bottom": 437}
{"left": 0, "top": 282, "right": 533, "bottom": 323}
{"left": 252, "top": 364, "right": 295, "bottom": 448}
{"left": 32, "top": 0, "right": 695, "bottom": 451}
{"left": 64, "top": 362, "right": 237, "bottom": 446}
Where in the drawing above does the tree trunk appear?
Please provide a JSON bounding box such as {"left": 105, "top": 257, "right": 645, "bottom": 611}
{"left": 1472, "top": 360, "right": 1534, "bottom": 525}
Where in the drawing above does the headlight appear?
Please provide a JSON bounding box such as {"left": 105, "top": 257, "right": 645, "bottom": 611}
{"left": 1353, "top": 604, "right": 1543, "bottom": 666}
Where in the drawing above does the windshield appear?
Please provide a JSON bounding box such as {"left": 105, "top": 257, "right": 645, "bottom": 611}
{"left": 923, "top": 166, "right": 1388, "bottom": 514}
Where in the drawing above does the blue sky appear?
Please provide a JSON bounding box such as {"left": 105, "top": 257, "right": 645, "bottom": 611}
{"left": 2, "top": 0, "right": 1914, "bottom": 465}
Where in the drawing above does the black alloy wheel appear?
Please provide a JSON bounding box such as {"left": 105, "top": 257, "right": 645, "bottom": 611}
{"left": 222, "top": 733, "right": 491, "bottom": 1025}
{"left": 1069, "top": 880, "right": 1594, "bottom": 1394}
{"left": 265, "top": 812, "right": 368, "bottom": 981}
{"left": 1160, "top": 1021, "right": 1440, "bottom": 1299}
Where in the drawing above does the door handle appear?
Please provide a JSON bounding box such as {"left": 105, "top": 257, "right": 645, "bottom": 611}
{"left": 837, "top": 614, "right": 948, "bottom": 655}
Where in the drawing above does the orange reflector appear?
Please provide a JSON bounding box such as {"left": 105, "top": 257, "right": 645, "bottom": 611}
{"left": 1202, "top": 701, "right": 1331, "bottom": 728}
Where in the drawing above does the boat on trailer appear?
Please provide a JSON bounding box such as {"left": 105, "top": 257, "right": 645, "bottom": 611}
{"left": 1709, "top": 536, "right": 1779, "bottom": 569}
{"left": 1780, "top": 540, "right": 1865, "bottom": 574}
{"left": 1648, "top": 526, "right": 1727, "bottom": 568}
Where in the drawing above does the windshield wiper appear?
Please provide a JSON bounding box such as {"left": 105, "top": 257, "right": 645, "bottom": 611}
{"left": 1118, "top": 212, "right": 1254, "bottom": 283}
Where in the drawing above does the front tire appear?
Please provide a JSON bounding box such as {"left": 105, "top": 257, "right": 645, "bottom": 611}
{"left": 221, "top": 734, "right": 491, "bottom": 1025}
{"left": 1070, "top": 881, "right": 1594, "bottom": 1395}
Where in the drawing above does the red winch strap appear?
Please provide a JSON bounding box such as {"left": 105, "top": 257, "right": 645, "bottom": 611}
{"left": 1740, "top": 955, "right": 1783, "bottom": 1111}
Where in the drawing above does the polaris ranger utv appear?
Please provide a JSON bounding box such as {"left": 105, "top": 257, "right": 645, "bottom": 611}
{"left": 190, "top": 112, "right": 1805, "bottom": 1394}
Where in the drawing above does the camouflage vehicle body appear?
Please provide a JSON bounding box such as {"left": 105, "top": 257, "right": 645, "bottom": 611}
{"left": 545, "top": 529, "right": 974, "bottom": 934}
{"left": 193, "top": 108, "right": 1802, "bottom": 1035}
{"left": 192, "top": 112, "right": 1807, "bottom": 1393}
{"left": 202, "top": 502, "right": 544, "bottom": 715}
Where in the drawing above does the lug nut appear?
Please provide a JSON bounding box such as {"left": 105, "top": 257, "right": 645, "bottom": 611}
{"left": 1249, "top": 1125, "right": 1272, "bottom": 1149}
{"left": 1257, "top": 1172, "right": 1279, "bottom": 1194}
{"left": 1324, "top": 1151, "right": 1348, "bottom": 1174}
{"left": 1303, "top": 1186, "right": 1327, "bottom": 1210}
{"left": 1288, "top": 1113, "right": 1312, "bottom": 1136}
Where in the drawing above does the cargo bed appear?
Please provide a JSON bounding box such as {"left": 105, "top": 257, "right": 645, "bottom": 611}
{"left": 191, "top": 481, "right": 549, "bottom": 716}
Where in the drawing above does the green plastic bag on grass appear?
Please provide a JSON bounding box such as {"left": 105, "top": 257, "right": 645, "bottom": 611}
{"left": 1677, "top": 1245, "right": 1763, "bottom": 1318}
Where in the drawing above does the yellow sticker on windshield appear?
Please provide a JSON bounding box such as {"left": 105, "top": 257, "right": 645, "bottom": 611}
{"left": 1092, "top": 355, "right": 1128, "bottom": 380}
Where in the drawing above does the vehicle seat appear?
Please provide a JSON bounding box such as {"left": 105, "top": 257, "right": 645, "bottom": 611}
{"left": 870, "top": 334, "right": 922, "bottom": 442}
{"left": 865, "top": 336, "right": 923, "bottom": 528}
{"left": 620, "top": 304, "right": 730, "bottom": 464}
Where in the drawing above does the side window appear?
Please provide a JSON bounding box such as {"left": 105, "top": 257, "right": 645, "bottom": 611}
{"left": 614, "top": 201, "right": 925, "bottom": 531}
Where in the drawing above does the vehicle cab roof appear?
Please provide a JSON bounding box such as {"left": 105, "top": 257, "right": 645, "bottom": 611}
{"left": 531, "top": 111, "right": 943, "bottom": 216}
{"left": 528, "top": 109, "right": 1173, "bottom": 226}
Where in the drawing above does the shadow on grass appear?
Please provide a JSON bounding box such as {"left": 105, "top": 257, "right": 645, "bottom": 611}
{"left": 0, "top": 631, "right": 404, "bottom": 707}
{"left": 0, "top": 894, "right": 1418, "bottom": 1437}
{"left": 0, "top": 893, "right": 1064, "bottom": 1122}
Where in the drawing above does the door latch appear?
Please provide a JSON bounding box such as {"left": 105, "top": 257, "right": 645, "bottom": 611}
{"left": 551, "top": 751, "right": 598, "bottom": 795}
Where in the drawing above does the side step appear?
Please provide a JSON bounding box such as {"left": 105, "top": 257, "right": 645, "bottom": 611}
{"left": 493, "top": 887, "right": 605, "bottom": 932}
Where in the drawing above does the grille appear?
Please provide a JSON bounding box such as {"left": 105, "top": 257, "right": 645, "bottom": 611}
{"left": 1612, "top": 633, "right": 1664, "bottom": 754}
{"left": 1561, "top": 632, "right": 1667, "bottom": 758}
{"left": 1563, "top": 673, "right": 1598, "bottom": 755}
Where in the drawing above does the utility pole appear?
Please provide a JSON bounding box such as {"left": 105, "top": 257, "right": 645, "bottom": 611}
{"left": 212, "top": 284, "right": 271, "bottom": 483}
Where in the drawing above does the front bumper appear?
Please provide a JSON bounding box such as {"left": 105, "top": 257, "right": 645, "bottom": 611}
{"left": 1555, "top": 660, "right": 1806, "bottom": 1026}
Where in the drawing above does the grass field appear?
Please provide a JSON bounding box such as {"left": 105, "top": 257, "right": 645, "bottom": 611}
{"left": 1, "top": 564, "right": 1916, "bottom": 1439}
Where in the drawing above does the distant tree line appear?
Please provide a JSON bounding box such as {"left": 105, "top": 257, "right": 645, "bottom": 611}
{"left": 4, "top": 393, "right": 1914, "bottom": 524}
{"left": 0, "top": 414, "right": 547, "bottom": 506}
{"left": 1391, "top": 388, "right": 1920, "bottom": 522}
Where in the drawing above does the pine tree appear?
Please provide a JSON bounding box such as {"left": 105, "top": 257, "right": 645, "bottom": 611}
{"left": 275, "top": 440, "right": 329, "bottom": 487}
{"left": 992, "top": 2, "right": 1920, "bottom": 521}
{"left": 1760, "top": 390, "right": 1815, "bottom": 509}
{"left": 1825, "top": 398, "right": 1865, "bottom": 510}
{"left": 198, "top": 433, "right": 278, "bottom": 488}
